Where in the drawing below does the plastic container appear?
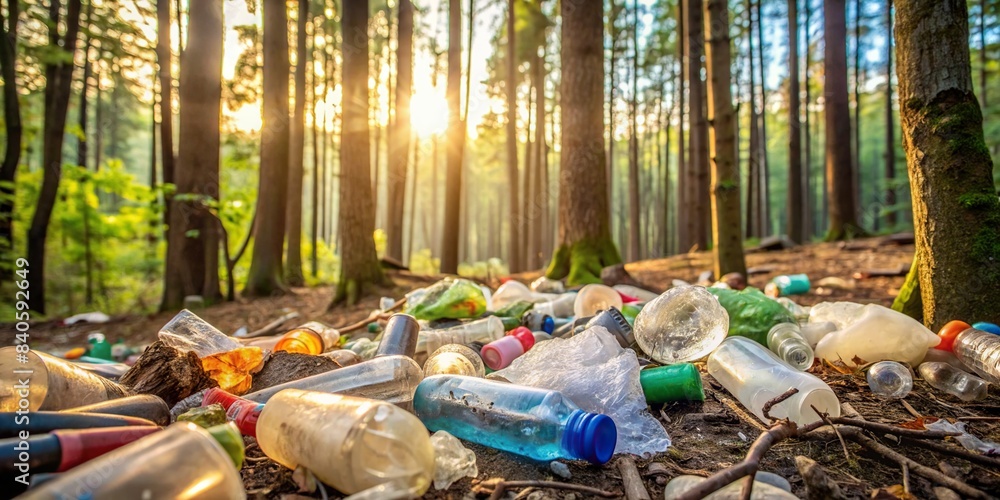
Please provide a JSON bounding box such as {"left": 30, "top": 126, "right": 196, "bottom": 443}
{"left": 375, "top": 314, "right": 421, "bottom": 358}
{"left": 257, "top": 389, "right": 435, "bottom": 496}
{"left": 87, "top": 333, "right": 113, "bottom": 361}
{"left": 573, "top": 284, "right": 624, "bottom": 319}
{"left": 767, "top": 323, "right": 815, "bottom": 371}
{"left": 321, "top": 349, "right": 362, "bottom": 367}
{"left": 522, "top": 310, "right": 556, "bottom": 334}
{"left": 800, "top": 321, "right": 837, "bottom": 348}
{"left": 533, "top": 293, "right": 577, "bottom": 318}
{"left": 62, "top": 394, "right": 171, "bottom": 426}
{"left": 21, "top": 422, "right": 246, "bottom": 500}
{"left": 274, "top": 321, "right": 341, "bottom": 355}
{"left": 0, "top": 412, "right": 156, "bottom": 439}
{"left": 765, "top": 274, "right": 811, "bottom": 298}
{"left": 203, "top": 387, "right": 265, "bottom": 437}
{"left": 423, "top": 344, "right": 486, "bottom": 377}
{"left": 708, "top": 337, "right": 840, "bottom": 425}
{"left": 815, "top": 304, "right": 940, "bottom": 367}
{"left": 634, "top": 286, "right": 729, "bottom": 365}
{"left": 917, "top": 362, "right": 990, "bottom": 402}
{"left": 866, "top": 361, "right": 913, "bottom": 399}
{"left": 639, "top": 364, "right": 705, "bottom": 403}
{"left": 420, "top": 316, "right": 506, "bottom": 355}
{"left": 937, "top": 321, "right": 1000, "bottom": 384}
{"left": 481, "top": 327, "right": 535, "bottom": 370}
{"left": 0, "top": 347, "right": 130, "bottom": 411}
{"left": 243, "top": 354, "right": 423, "bottom": 406}
{"left": 413, "top": 375, "right": 617, "bottom": 464}
{"left": 157, "top": 309, "right": 243, "bottom": 358}
{"left": 973, "top": 322, "right": 1000, "bottom": 335}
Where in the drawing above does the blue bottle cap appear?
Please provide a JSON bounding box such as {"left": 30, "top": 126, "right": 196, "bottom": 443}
{"left": 542, "top": 316, "right": 555, "bottom": 334}
{"left": 973, "top": 322, "right": 1000, "bottom": 335}
{"left": 562, "top": 410, "right": 617, "bottom": 464}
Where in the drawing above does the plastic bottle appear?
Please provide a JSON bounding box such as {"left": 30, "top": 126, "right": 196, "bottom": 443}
{"left": 639, "top": 364, "right": 705, "bottom": 403}
{"left": 420, "top": 316, "right": 506, "bottom": 355}
{"left": 917, "top": 362, "right": 990, "bottom": 402}
{"left": 533, "top": 293, "right": 577, "bottom": 318}
{"left": 157, "top": 309, "right": 244, "bottom": 358}
{"left": 522, "top": 310, "right": 556, "bottom": 334}
{"left": 376, "top": 314, "right": 421, "bottom": 357}
{"left": 584, "top": 307, "right": 634, "bottom": 347}
{"left": 481, "top": 327, "right": 535, "bottom": 370}
{"left": 936, "top": 321, "right": 1000, "bottom": 384}
{"left": 0, "top": 412, "right": 156, "bottom": 438}
{"left": 0, "top": 347, "right": 130, "bottom": 411}
{"left": 203, "top": 387, "right": 265, "bottom": 437}
{"left": 274, "top": 321, "right": 341, "bottom": 355}
{"left": 349, "top": 337, "right": 380, "bottom": 360}
{"left": 413, "top": 375, "right": 617, "bottom": 464}
{"left": 765, "top": 274, "right": 811, "bottom": 298}
{"left": 531, "top": 276, "right": 565, "bottom": 294}
{"left": 815, "top": 304, "right": 941, "bottom": 367}
{"left": 574, "top": 284, "right": 624, "bottom": 318}
{"left": 257, "top": 389, "right": 435, "bottom": 496}
{"left": 62, "top": 395, "right": 171, "bottom": 426}
{"left": 423, "top": 344, "right": 485, "bottom": 377}
{"left": 866, "top": 361, "right": 913, "bottom": 399}
{"left": 87, "top": 333, "right": 113, "bottom": 361}
{"left": 973, "top": 322, "right": 1000, "bottom": 335}
{"left": 767, "top": 323, "right": 815, "bottom": 371}
{"left": 708, "top": 337, "right": 841, "bottom": 425}
{"left": 21, "top": 422, "right": 246, "bottom": 500}
{"left": 321, "top": 349, "right": 362, "bottom": 367}
{"left": 634, "top": 286, "right": 729, "bottom": 365}
{"left": 800, "top": 321, "right": 837, "bottom": 348}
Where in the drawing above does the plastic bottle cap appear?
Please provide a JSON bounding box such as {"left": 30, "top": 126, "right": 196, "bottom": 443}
{"left": 506, "top": 327, "right": 536, "bottom": 351}
{"left": 639, "top": 364, "right": 705, "bottom": 403}
{"left": 585, "top": 308, "right": 634, "bottom": 347}
{"left": 937, "top": 320, "right": 971, "bottom": 353}
{"left": 542, "top": 316, "right": 555, "bottom": 334}
{"left": 973, "top": 322, "right": 1000, "bottom": 335}
{"left": 562, "top": 410, "right": 617, "bottom": 465}
{"left": 481, "top": 336, "right": 528, "bottom": 370}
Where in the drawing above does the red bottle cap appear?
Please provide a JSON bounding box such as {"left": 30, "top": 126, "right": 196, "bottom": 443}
{"left": 617, "top": 291, "right": 640, "bottom": 303}
{"left": 937, "top": 320, "right": 972, "bottom": 353}
{"left": 54, "top": 426, "right": 161, "bottom": 472}
{"left": 506, "top": 327, "right": 536, "bottom": 351}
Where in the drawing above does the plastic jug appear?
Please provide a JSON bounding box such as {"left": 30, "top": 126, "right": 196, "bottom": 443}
{"left": 481, "top": 327, "right": 535, "bottom": 370}
{"left": 767, "top": 323, "right": 815, "bottom": 371}
{"left": 257, "top": 389, "right": 435, "bottom": 496}
{"left": 21, "top": 422, "right": 246, "bottom": 500}
{"left": 708, "top": 337, "right": 840, "bottom": 425}
{"left": 413, "top": 375, "right": 617, "bottom": 464}
{"left": 639, "top": 364, "right": 705, "bottom": 403}
{"left": 574, "top": 284, "right": 624, "bottom": 318}
{"left": 936, "top": 321, "right": 1000, "bottom": 384}
{"left": 0, "top": 347, "right": 130, "bottom": 411}
{"left": 423, "top": 344, "right": 485, "bottom": 377}
{"left": 634, "top": 286, "right": 729, "bottom": 364}
{"left": 274, "top": 321, "right": 341, "bottom": 355}
{"left": 419, "top": 316, "right": 506, "bottom": 355}
{"left": 917, "top": 362, "right": 990, "bottom": 401}
{"left": 815, "top": 304, "right": 940, "bottom": 367}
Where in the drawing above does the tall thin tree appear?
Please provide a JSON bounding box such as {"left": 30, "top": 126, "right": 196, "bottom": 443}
{"left": 505, "top": 0, "right": 521, "bottom": 272}
{"left": 156, "top": 0, "right": 175, "bottom": 230}
{"left": 787, "top": 0, "right": 803, "bottom": 242}
{"left": 627, "top": 0, "right": 641, "bottom": 262}
{"left": 687, "top": 0, "right": 709, "bottom": 251}
{"left": 884, "top": 0, "right": 896, "bottom": 228}
{"left": 0, "top": 0, "right": 22, "bottom": 270}
{"left": 286, "top": 0, "right": 309, "bottom": 286}
{"left": 440, "top": 0, "right": 464, "bottom": 274}
{"left": 675, "top": 0, "right": 687, "bottom": 252}
{"left": 386, "top": 0, "right": 413, "bottom": 262}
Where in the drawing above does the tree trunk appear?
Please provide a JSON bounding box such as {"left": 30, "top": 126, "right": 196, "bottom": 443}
{"left": 893, "top": 0, "right": 1000, "bottom": 329}
{"left": 676, "top": 0, "right": 687, "bottom": 252}
{"left": 884, "top": 0, "right": 896, "bottom": 228}
{"left": 310, "top": 17, "right": 319, "bottom": 278}
{"left": 386, "top": 0, "right": 413, "bottom": 263}
{"left": 755, "top": 0, "right": 770, "bottom": 236}
{"left": 27, "top": 0, "right": 82, "bottom": 314}
{"left": 787, "top": 0, "right": 803, "bottom": 242}
{"left": 627, "top": 0, "right": 641, "bottom": 262}
{"left": 285, "top": 0, "right": 309, "bottom": 286}
{"left": 162, "top": 0, "right": 223, "bottom": 311}
{"left": 406, "top": 138, "right": 419, "bottom": 262}
{"left": 687, "top": 0, "right": 709, "bottom": 251}
{"left": 804, "top": 0, "right": 814, "bottom": 237}
{"left": 608, "top": 0, "right": 617, "bottom": 232}
{"left": 156, "top": 0, "right": 175, "bottom": 230}
{"left": 853, "top": 0, "right": 862, "bottom": 220}
{"left": 745, "top": 0, "right": 759, "bottom": 239}
{"left": 823, "top": 0, "right": 861, "bottom": 240}
{"left": 505, "top": 0, "right": 521, "bottom": 272}
{"left": 77, "top": 1, "right": 91, "bottom": 170}
{"left": 333, "top": 0, "right": 385, "bottom": 305}
{"left": 705, "top": 0, "right": 747, "bottom": 278}
{"left": 523, "top": 72, "right": 535, "bottom": 269}
{"left": 979, "top": 0, "right": 986, "bottom": 109}
{"left": 440, "top": 0, "right": 464, "bottom": 275}
{"left": 544, "top": 0, "right": 622, "bottom": 285}
{"left": 532, "top": 45, "right": 547, "bottom": 269}
{"left": 0, "top": 0, "right": 22, "bottom": 273}
{"left": 94, "top": 67, "right": 102, "bottom": 171}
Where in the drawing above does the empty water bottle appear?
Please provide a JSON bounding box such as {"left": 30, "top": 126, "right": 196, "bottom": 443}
{"left": 420, "top": 316, "right": 506, "bottom": 355}
{"left": 413, "top": 375, "right": 617, "bottom": 464}
{"left": 917, "top": 362, "right": 990, "bottom": 402}
{"left": 937, "top": 321, "right": 1000, "bottom": 384}
{"left": 533, "top": 293, "right": 578, "bottom": 318}
{"left": 767, "top": 323, "right": 815, "bottom": 371}
{"left": 423, "top": 344, "right": 485, "bottom": 377}
{"left": 866, "top": 361, "right": 913, "bottom": 399}
{"left": 0, "top": 348, "right": 130, "bottom": 411}
{"left": 634, "top": 286, "right": 729, "bottom": 364}
{"left": 574, "top": 284, "right": 624, "bottom": 318}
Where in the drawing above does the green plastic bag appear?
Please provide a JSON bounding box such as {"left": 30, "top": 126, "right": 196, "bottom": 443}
{"left": 405, "top": 278, "right": 487, "bottom": 321}
{"left": 708, "top": 287, "right": 796, "bottom": 345}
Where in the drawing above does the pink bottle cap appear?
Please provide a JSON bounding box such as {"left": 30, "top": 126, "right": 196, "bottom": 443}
{"left": 506, "top": 327, "right": 536, "bottom": 351}
{"left": 482, "top": 336, "right": 528, "bottom": 371}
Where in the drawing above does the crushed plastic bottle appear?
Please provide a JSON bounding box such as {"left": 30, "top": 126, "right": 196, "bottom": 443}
{"left": 414, "top": 375, "right": 617, "bottom": 464}
{"left": 866, "top": 361, "right": 913, "bottom": 399}
{"left": 420, "top": 316, "right": 506, "bottom": 355}
{"left": 481, "top": 327, "right": 535, "bottom": 370}
{"left": 767, "top": 323, "right": 815, "bottom": 371}
{"left": 424, "top": 344, "right": 486, "bottom": 377}
{"left": 430, "top": 430, "right": 478, "bottom": 490}
{"left": 917, "top": 362, "right": 990, "bottom": 402}
{"left": 274, "top": 321, "right": 341, "bottom": 355}
{"left": 634, "top": 285, "right": 729, "bottom": 365}
{"left": 815, "top": 304, "right": 940, "bottom": 367}
{"left": 257, "top": 389, "right": 435, "bottom": 496}
{"left": 0, "top": 348, "right": 130, "bottom": 411}
{"left": 936, "top": 321, "right": 1000, "bottom": 384}
{"left": 708, "top": 337, "right": 840, "bottom": 425}
{"left": 808, "top": 301, "right": 865, "bottom": 330}
{"left": 573, "top": 284, "right": 624, "bottom": 318}
{"left": 639, "top": 363, "right": 705, "bottom": 403}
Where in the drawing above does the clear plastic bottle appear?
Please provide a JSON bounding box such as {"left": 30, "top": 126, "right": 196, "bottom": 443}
{"left": 420, "top": 316, "right": 506, "bottom": 355}
{"left": 257, "top": 389, "right": 435, "bottom": 496}
{"left": 413, "top": 375, "right": 617, "bottom": 464}
{"left": 423, "top": 344, "right": 486, "bottom": 377}
{"left": 157, "top": 309, "right": 243, "bottom": 358}
{"left": 533, "top": 293, "right": 577, "bottom": 318}
{"left": 767, "top": 323, "right": 815, "bottom": 371}
{"left": 917, "top": 362, "right": 990, "bottom": 402}
{"left": 0, "top": 348, "right": 130, "bottom": 411}
{"left": 573, "top": 284, "right": 624, "bottom": 318}
{"left": 321, "top": 349, "right": 362, "bottom": 367}
{"left": 243, "top": 354, "right": 423, "bottom": 406}
{"left": 708, "top": 337, "right": 840, "bottom": 425}
{"left": 866, "top": 361, "right": 913, "bottom": 399}
{"left": 21, "top": 422, "right": 246, "bottom": 500}
{"left": 481, "top": 327, "right": 535, "bottom": 370}
{"left": 274, "top": 321, "right": 341, "bottom": 355}
{"left": 937, "top": 321, "right": 1000, "bottom": 384}
{"left": 634, "top": 285, "right": 729, "bottom": 364}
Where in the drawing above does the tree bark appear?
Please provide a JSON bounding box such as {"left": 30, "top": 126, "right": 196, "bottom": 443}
{"left": 894, "top": 0, "right": 1000, "bottom": 329}
{"left": 745, "top": 0, "right": 760, "bottom": 239}
{"left": 884, "top": 0, "right": 896, "bottom": 228}
{"left": 804, "top": 0, "right": 814, "bottom": 237}
{"left": 310, "top": 17, "right": 319, "bottom": 278}
{"left": 687, "top": 0, "right": 709, "bottom": 251}
{"left": 505, "top": 0, "right": 521, "bottom": 272}
{"left": 386, "top": 0, "right": 413, "bottom": 263}
{"left": 162, "top": 0, "right": 223, "bottom": 311}
{"left": 755, "top": 0, "right": 771, "bottom": 236}
{"left": 532, "top": 44, "right": 547, "bottom": 269}
{"left": 0, "top": 0, "right": 22, "bottom": 273}
{"left": 440, "top": 0, "right": 464, "bottom": 274}
{"left": 156, "top": 0, "right": 176, "bottom": 231}
{"left": 787, "top": 0, "right": 803, "bottom": 242}
{"left": 27, "top": 0, "right": 82, "bottom": 314}
{"left": 544, "top": 0, "right": 621, "bottom": 285}
{"left": 823, "top": 0, "right": 862, "bottom": 240}
{"left": 676, "top": 0, "right": 687, "bottom": 252}
{"left": 705, "top": 0, "right": 747, "bottom": 278}
{"left": 285, "top": 0, "right": 309, "bottom": 287}
{"left": 979, "top": 0, "right": 986, "bottom": 109}
{"left": 853, "top": 0, "right": 862, "bottom": 221}
{"left": 608, "top": 0, "right": 618, "bottom": 233}
{"left": 333, "top": 0, "right": 385, "bottom": 305}
{"left": 627, "top": 0, "right": 641, "bottom": 262}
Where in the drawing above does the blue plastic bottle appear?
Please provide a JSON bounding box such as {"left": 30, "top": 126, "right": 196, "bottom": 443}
{"left": 412, "top": 375, "right": 616, "bottom": 464}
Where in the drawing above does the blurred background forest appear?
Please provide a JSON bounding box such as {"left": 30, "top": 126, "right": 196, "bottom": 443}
{"left": 1, "top": 0, "right": 998, "bottom": 319}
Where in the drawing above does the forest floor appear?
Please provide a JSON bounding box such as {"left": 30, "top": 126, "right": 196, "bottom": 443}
{"left": 24, "top": 238, "right": 1000, "bottom": 499}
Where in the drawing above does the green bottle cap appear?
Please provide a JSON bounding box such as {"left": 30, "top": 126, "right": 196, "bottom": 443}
{"left": 499, "top": 316, "right": 522, "bottom": 332}
{"left": 206, "top": 422, "right": 246, "bottom": 469}
{"left": 639, "top": 364, "right": 705, "bottom": 403}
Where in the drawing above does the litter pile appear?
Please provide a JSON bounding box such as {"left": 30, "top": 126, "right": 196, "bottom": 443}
{"left": 2, "top": 274, "right": 999, "bottom": 499}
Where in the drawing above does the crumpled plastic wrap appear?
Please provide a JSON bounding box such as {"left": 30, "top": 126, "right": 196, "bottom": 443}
{"left": 808, "top": 301, "right": 866, "bottom": 330}
{"left": 405, "top": 278, "right": 487, "bottom": 321}
{"left": 430, "top": 431, "right": 478, "bottom": 490}
{"left": 494, "top": 327, "right": 671, "bottom": 457}
{"left": 158, "top": 309, "right": 244, "bottom": 358}
{"left": 926, "top": 420, "right": 1000, "bottom": 455}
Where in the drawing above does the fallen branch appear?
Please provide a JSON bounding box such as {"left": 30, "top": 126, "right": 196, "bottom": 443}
{"left": 762, "top": 388, "right": 799, "bottom": 421}
{"left": 335, "top": 298, "right": 408, "bottom": 334}
{"left": 486, "top": 480, "right": 619, "bottom": 500}
{"left": 901, "top": 437, "right": 1000, "bottom": 469}
{"left": 243, "top": 311, "right": 301, "bottom": 339}
{"left": 617, "top": 456, "right": 651, "bottom": 500}
{"left": 812, "top": 405, "right": 850, "bottom": 462}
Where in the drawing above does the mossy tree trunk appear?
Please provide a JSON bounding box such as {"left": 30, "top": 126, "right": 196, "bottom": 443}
{"left": 332, "top": 0, "right": 386, "bottom": 307}
{"left": 705, "top": 0, "right": 747, "bottom": 279}
{"left": 894, "top": 0, "right": 1000, "bottom": 329}
{"left": 544, "top": 0, "right": 622, "bottom": 286}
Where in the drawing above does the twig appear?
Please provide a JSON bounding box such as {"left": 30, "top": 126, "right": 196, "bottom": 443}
{"left": 617, "top": 457, "right": 651, "bottom": 500}
{"left": 721, "top": 397, "right": 768, "bottom": 432}
{"left": 244, "top": 455, "right": 269, "bottom": 463}
{"left": 243, "top": 311, "right": 301, "bottom": 338}
{"left": 335, "top": 298, "right": 408, "bottom": 334}
{"left": 762, "top": 388, "right": 799, "bottom": 422}
{"left": 901, "top": 399, "right": 922, "bottom": 419}
{"left": 902, "top": 462, "right": 910, "bottom": 494}
{"left": 812, "top": 405, "right": 850, "bottom": 462}
{"left": 739, "top": 474, "right": 755, "bottom": 500}
{"left": 901, "top": 437, "right": 1000, "bottom": 469}
{"left": 957, "top": 416, "right": 1000, "bottom": 422}
{"left": 827, "top": 416, "right": 960, "bottom": 439}
{"left": 486, "top": 480, "right": 619, "bottom": 500}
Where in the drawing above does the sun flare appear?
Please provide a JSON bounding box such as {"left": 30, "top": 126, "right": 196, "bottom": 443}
{"left": 409, "top": 91, "right": 450, "bottom": 137}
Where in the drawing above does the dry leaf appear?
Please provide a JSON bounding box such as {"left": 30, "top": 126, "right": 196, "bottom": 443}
{"left": 871, "top": 484, "right": 917, "bottom": 500}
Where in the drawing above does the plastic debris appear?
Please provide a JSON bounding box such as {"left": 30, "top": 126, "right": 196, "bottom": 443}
{"left": 815, "top": 304, "right": 940, "bottom": 367}
{"left": 493, "top": 326, "right": 671, "bottom": 456}
{"left": 177, "top": 403, "right": 228, "bottom": 427}
{"left": 573, "top": 284, "right": 624, "bottom": 318}
{"left": 924, "top": 419, "right": 1000, "bottom": 455}
{"left": 937, "top": 321, "right": 1000, "bottom": 384}
{"left": 808, "top": 301, "right": 865, "bottom": 330}
{"left": 158, "top": 309, "right": 244, "bottom": 358}
{"left": 765, "top": 274, "right": 811, "bottom": 298}
{"left": 664, "top": 474, "right": 797, "bottom": 499}
{"left": 531, "top": 276, "right": 565, "bottom": 294}
{"left": 917, "top": 362, "right": 990, "bottom": 402}
{"left": 639, "top": 363, "right": 705, "bottom": 403}
{"left": 709, "top": 287, "right": 797, "bottom": 346}
{"left": 430, "top": 430, "right": 478, "bottom": 490}
{"left": 767, "top": 323, "right": 815, "bottom": 371}
{"left": 636, "top": 285, "right": 729, "bottom": 365}
{"left": 866, "top": 361, "right": 913, "bottom": 399}
{"left": 550, "top": 461, "right": 572, "bottom": 479}
{"left": 424, "top": 344, "right": 486, "bottom": 377}
{"left": 406, "top": 278, "right": 488, "bottom": 321}
{"left": 63, "top": 311, "right": 111, "bottom": 325}
{"left": 0, "top": 348, "right": 130, "bottom": 411}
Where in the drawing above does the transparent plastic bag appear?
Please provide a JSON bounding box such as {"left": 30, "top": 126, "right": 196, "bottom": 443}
{"left": 430, "top": 431, "right": 478, "bottom": 490}
{"left": 493, "top": 327, "right": 670, "bottom": 457}
{"left": 708, "top": 288, "right": 796, "bottom": 346}
{"left": 405, "top": 279, "right": 487, "bottom": 321}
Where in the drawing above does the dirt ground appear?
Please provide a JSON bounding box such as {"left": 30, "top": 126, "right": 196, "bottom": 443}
{"left": 19, "top": 238, "right": 1000, "bottom": 499}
